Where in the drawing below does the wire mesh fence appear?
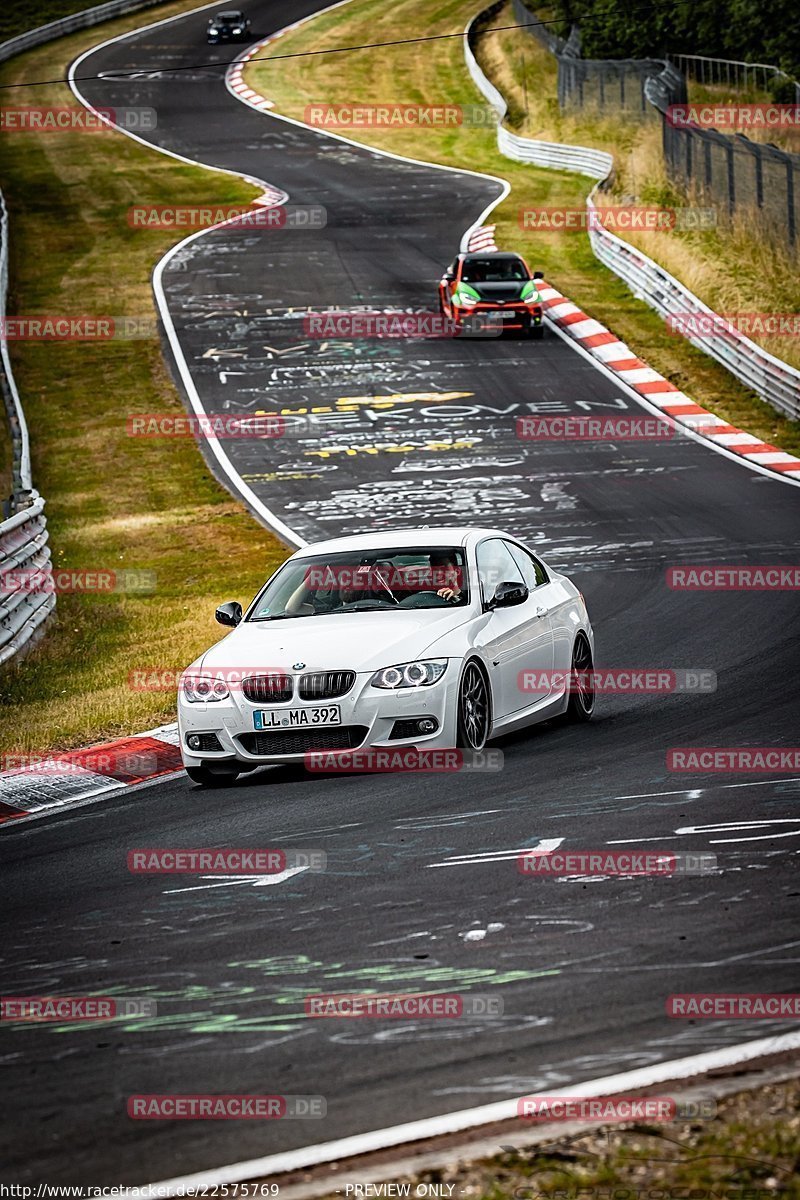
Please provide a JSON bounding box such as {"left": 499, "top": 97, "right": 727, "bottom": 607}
{"left": 669, "top": 54, "right": 800, "bottom": 103}
{"left": 651, "top": 95, "right": 800, "bottom": 243}
{"left": 508, "top": 0, "right": 799, "bottom": 242}
{"left": 510, "top": 0, "right": 684, "bottom": 116}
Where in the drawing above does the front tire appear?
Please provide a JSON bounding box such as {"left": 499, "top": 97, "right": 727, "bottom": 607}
{"left": 457, "top": 661, "right": 491, "bottom": 751}
{"left": 565, "top": 633, "right": 595, "bottom": 722}
{"left": 186, "top": 765, "right": 240, "bottom": 787}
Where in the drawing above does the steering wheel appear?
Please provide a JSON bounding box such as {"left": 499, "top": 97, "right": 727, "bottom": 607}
{"left": 338, "top": 599, "right": 397, "bottom": 611}
{"left": 398, "top": 591, "right": 451, "bottom": 608}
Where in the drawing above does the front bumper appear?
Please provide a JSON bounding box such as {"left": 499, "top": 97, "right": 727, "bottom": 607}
{"left": 452, "top": 303, "right": 542, "bottom": 333}
{"left": 178, "top": 666, "right": 461, "bottom": 768}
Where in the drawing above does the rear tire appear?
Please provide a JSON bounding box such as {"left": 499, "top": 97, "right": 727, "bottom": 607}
{"left": 565, "top": 633, "right": 595, "bottom": 722}
{"left": 186, "top": 765, "right": 240, "bottom": 787}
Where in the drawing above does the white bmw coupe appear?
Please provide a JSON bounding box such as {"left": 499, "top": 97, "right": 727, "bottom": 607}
{"left": 178, "top": 526, "right": 595, "bottom": 786}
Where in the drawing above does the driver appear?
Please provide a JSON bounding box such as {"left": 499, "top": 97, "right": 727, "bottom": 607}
{"left": 429, "top": 552, "right": 463, "bottom": 603}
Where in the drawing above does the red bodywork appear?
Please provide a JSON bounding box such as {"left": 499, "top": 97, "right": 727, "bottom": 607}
{"left": 437, "top": 253, "right": 543, "bottom": 334}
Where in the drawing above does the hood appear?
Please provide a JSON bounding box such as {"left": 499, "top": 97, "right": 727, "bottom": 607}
{"left": 194, "top": 609, "right": 472, "bottom": 676}
{"left": 469, "top": 281, "right": 526, "bottom": 302}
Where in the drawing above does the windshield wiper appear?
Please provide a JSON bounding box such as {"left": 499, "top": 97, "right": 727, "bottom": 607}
{"left": 329, "top": 603, "right": 397, "bottom": 613}
{"left": 251, "top": 613, "right": 314, "bottom": 622}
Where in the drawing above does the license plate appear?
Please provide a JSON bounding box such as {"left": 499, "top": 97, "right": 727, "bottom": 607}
{"left": 254, "top": 705, "right": 341, "bottom": 730}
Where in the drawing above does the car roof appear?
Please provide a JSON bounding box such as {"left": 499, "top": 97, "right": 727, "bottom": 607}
{"left": 290, "top": 527, "right": 516, "bottom": 557}
{"left": 462, "top": 251, "right": 524, "bottom": 261}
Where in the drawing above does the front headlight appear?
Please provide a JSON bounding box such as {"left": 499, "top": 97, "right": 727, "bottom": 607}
{"left": 232, "top": 26, "right": 242, "bottom": 32}
{"left": 454, "top": 292, "right": 478, "bottom": 308}
{"left": 371, "top": 660, "right": 448, "bottom": 689}
{"left": 182, "top": 673, "right": 230, "bottom": 703}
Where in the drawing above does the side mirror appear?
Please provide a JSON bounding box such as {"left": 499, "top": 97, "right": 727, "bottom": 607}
{"left": 488, "top": 581, "right": 529, "bottom": 610}
{"left": 215, "top": 600, "right": 243, "bottom": 627}
{"left": 533, "top": 270, "right": 544, "bottom": 280}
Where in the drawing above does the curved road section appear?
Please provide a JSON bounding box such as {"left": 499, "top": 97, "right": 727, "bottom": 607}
{"left": 1, "top": 0, "right": 799, "bottom": 1186}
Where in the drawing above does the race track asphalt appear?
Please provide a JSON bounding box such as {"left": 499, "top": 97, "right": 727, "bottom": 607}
{"left": 1, "top": 0, "right": 799, "bottom": 1185}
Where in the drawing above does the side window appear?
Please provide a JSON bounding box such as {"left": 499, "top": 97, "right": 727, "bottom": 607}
{"left": 507, "top": 542, "right": 548, "bottom": 589}
{"left": 476, "top": 539, "right": 525, "bottom": 605}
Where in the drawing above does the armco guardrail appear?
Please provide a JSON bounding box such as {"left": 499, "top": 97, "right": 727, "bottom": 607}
{"left": 497, "top": 124, "right": 612, "bottom": 178}
{"left": 464, "top": 7, "right": 612, "bottom": 181}
{"left": 464, "top": 4, "right": 800, "bottom": 422}
{"left": 0, "top": 189, "right": 56, "bottom": 664}
{"left": 0, "top": 192, "right": 32, "bottom": 503}
{"left": 586, "top": 197, "right": 800, "bottom": 422}
{"left": 0, "top": 0, "right": 165, "bottom": 65}
{"left": 0, "top": 0, "right": 168, "bottom": 665}
{"left": 0, "top": 496, "right": 55, "bottom": 667}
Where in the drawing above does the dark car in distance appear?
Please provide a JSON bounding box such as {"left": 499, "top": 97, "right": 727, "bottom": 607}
{"left": 207, "top": 10, "right": 251, "bottom": 42}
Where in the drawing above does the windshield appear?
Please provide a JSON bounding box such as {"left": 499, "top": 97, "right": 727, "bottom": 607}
{"left": 461, "top": 257, "right": 528, "bottom": 283}
{"left": 216, "top": 11, "right": 243, "bottom": 20}
{"left": 249, "top": 547, "right": 469, "bottom": 620}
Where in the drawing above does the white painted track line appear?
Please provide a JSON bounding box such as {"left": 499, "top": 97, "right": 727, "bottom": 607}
{"left": 138, "top": 1033, "right": 800, "bottom": 1192}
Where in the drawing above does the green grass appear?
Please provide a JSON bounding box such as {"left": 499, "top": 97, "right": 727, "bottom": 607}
{"left": 0, "top": 0, "right": 149, "bottom": 41}
{"left": 0, "top": 0, "right": 287, "bottom": 755}
{"left": 296, "top": 1075, "right": 800, "bottom": 1200}
{"left": 245, "top": 0, "right": 800, "bottom": 455}
{"left": 477, "top": 5, "right": 800, "bottom": 373}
